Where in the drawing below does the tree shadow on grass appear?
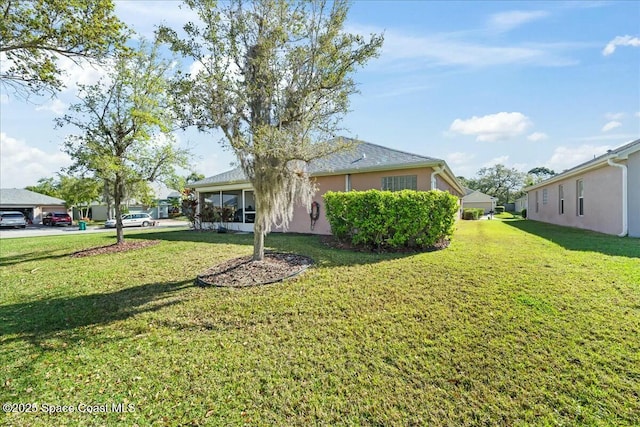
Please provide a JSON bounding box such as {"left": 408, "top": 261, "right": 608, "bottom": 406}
{"left": 503, "top": 219, "right": 640, "bottom": 258}
{"left": 0, "top": 250, "right": 71, "bottom": 267}
{"left": 0, "top": 279, "right": 193, "bottom": 347}
{"left": 124, "top": 229, "right": 426, "bottom": 268}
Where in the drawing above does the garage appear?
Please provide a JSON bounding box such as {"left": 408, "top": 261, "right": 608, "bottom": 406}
{"left": 462, "top": 189, "right": 497, "bottom": 214}
{"left": 0, "top": 188, "right": 68, "bottom": 224}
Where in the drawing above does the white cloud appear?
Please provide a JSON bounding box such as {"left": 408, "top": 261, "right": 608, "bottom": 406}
{"left": 35, "top": 99, "right": 68, "bottom": 115}
{"left": 488, "top": 10, "right": 549, "bottom": 33}
{"left": 527, "top": 132, "right": 548, "bottom": 141}
{"left": 483, "top": 155, "right": 510, "bottom": 167}
{"left": 340, "top": 21, "right": 586, "bottom": 70}
{"left": 115, "top": 1, "right": 199, "bottom": 40}
{"left": 0, "top": 132, "right": 72, "bottom": 188}
{"left": 605, "top": 112, "right": 625, "bottom": 121}
{"left": 55, "top": 55, "right": 113, "bottom": 94}
{"left": 635, "top": 112, "right": 640, "bottom": 118}
{"left": 547, "top": 144, "right": 611, "bottom": 172}
{"left": 382, "top": 32, "right": 577, "bottom": 68}
{"left": 446, "top": 152, "right": 475, "bottom": 165}
{"left": 449, "top": 112, "right": 532, "bottom": 142}
{"left": 601, "top": 121, "right": 622, "bottom": 132}
{"left": 602, "top": 35, "right": 640, "bottom": 56}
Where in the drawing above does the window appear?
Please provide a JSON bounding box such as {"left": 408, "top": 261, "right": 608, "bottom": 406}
{"left": 535, "top": 191, "right": 539, "bottom": 213}
{"left": 577, "top": 179, "right": 584, "bottom": 216}
{"left": 381, "top": 175, "right": 417, "bottom": 191}
{"left": 542, "top": 189, "right": 548, "bottom": 205}
{"left": 345, "top": 174, "right": 352, "bottom": 192}
{"left": 558, "top": 185, "right": 564, "bottom": 215}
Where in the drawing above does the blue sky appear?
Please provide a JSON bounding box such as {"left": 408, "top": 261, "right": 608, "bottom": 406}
{"left": 1, "top": 0, "right": 639, "bottom": 189}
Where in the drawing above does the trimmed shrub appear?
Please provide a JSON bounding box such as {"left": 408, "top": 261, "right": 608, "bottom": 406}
{"left": 323, "top": 189, "right": 459, "bottom": 250}
{"left": 521, "top": 208, "right": 527, "bottom": 219}
{"left": 462, "top": 208, "right": 484, "bottom": 220}
{"left": 495, "top": 206, "right": 505, "bottom": 214}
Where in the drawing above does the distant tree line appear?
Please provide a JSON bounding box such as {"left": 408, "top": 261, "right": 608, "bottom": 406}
{"left": 458, "top": 165, "right": 556, "bottom": 205}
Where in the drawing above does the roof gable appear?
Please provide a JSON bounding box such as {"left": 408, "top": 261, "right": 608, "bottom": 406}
{"left": 462, "top": 190, "right": 496, "bottom": 202}
{"left": 0, "top": 188, "right": 66, "bottom": 205}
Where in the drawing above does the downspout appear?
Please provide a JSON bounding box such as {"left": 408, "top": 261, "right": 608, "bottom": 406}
{"left": 607, "top": 158, "right": 628, "bottom": 237}
{"left": 431, "top": 165, "right": 444, "bottom": 190}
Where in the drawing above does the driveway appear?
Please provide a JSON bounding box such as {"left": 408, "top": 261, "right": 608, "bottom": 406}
{"left": 0, "top": 219, "right": 189, "bottom": 239}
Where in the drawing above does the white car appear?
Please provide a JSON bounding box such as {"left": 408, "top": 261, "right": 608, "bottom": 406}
{"left": 0, "top": 211, "right": 27, "bottom": 228}
{"left": 105, "top": 213, "right": 156, "bottom": 228}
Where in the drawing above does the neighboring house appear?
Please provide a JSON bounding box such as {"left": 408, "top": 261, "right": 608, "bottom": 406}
{"left": 132, "top": 182, "right": 181, "bottom": 220}
{"left": 0, "top": 188, "right": 68, "bottom": 224}
{"left": 79, "top": 182, "right": 181, "bottom": 221}
{"left": 461, "top": 188, "right": 497, "bottom": 214}
{"left": 515, "top": 195, "right": 527, "bottom": 213}
{"left": 190, "top": 138, "right": 465, "bottom": 235}
{"left": 525, "top": 138, "right": 640, "bottom": 237}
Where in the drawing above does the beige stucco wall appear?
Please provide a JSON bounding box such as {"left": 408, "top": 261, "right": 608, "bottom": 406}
{"left": 281, "top": 166, "right": 460, "bottom": 235}
{"left": 527, "top": 164, "right": 623, "bottom": 235}
{"left": 627, "top": 151, "right": 640, "bottom": 237}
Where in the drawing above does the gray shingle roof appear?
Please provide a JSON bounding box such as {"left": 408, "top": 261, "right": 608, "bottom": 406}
{"left": 191, "top": 138, "right": 445, "bottom": 187}
{"left": 0, "top": 188, "right": 66, "bottom": 205}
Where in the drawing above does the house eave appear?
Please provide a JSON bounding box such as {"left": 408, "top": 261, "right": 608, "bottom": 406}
{"left": 525, "top": 159, "right": 609, "bottom": 192}
{"left": 193, "top": 161, "right": 464, "bottom": 196}
{"left": 526, "top": 138, "right": 640, "bottom": 192}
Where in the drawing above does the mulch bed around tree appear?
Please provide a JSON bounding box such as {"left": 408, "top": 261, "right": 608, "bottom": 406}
{"left": 318, "top": 235, "right": 450, "bottom": 253}
{"left": 195, "top": 252, "right": 314, "bottom": 288}
{"left": 71, "top": 240, "right": 161, "bottom": 258}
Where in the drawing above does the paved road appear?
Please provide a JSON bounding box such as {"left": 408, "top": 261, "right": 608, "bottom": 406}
{"left": 0, "top": 219, "right": 190, "bottom": 239}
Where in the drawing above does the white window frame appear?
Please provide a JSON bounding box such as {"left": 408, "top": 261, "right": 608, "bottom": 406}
{"left": 558, "top": 184, "right": 564, "bottom": 215}
{"left": 577, "top": 179, "right": 584, "bottom": 216}
{"left": 381, "top": 175, "right": 417, "bottom": 192}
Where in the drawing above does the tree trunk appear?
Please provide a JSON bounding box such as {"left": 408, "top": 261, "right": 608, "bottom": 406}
{"left": 114, "top": 176, "right": 125, "bottom": 245}
{"left": 253, "top": 220, "right": 264, "bottom": 261}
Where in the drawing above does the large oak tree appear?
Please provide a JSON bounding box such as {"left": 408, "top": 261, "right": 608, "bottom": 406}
{"left": 158, "top": 0, "right": 383, "bottom": 260}
{"left": 0, "top": 0, "right": 126, "bottom": 98}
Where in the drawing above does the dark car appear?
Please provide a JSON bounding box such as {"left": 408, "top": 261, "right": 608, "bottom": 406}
{"left": 43, "top": 212, "right": 73, "bottom": 226}
{"left": 0, "top": 211, "right": 27, "bottom": 228}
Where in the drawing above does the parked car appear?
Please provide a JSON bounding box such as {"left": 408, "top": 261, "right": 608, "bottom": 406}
{"left": 105, "top": 213, "right": 156, "bottom": 228}
{"left": 43, "top": 212, "right": 73, "bottom": 226}
{"left": 0, "top": 211, "right": 27, "bottom": 228}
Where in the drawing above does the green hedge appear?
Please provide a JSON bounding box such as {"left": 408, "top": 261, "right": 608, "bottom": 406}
{"left": 495, "top": 206, "right": 505, "bottom": 214}
{"left": 462, "top": 208, "right": 484, "bottom": 220}
{"left": 323, "top": 189, "right": 459, "bottom": 250}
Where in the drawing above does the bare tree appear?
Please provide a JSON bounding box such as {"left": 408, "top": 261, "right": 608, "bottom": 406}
{"left": 158, "top": 0, "right": 383, "bottom": 260}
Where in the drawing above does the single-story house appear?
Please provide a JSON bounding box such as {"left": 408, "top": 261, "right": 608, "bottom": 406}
{"left": 127, "top": 182, "right": 181, "bottom": 220}
{"left": 190, "top": 138, "right": 465, "bottom": 235}
{"left": 525, "top": 138, "right": 640, "bottom": 237}
{"left": 78, "top": 182, "right": 181, "bottom": 221}
{"left": 0, "top": 188, "right": 68, "bottom": 224}
{"left": 461, "top": 188, "right": 497, "bottom": 214}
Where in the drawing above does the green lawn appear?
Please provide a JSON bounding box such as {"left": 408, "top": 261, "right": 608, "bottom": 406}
{"left": 1, "top": 220, "right": 639, "bottom": 426}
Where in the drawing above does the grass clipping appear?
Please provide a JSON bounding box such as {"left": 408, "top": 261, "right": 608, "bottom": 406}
{"left": 196, "top": 252, "right": 313, "bottom": 287}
